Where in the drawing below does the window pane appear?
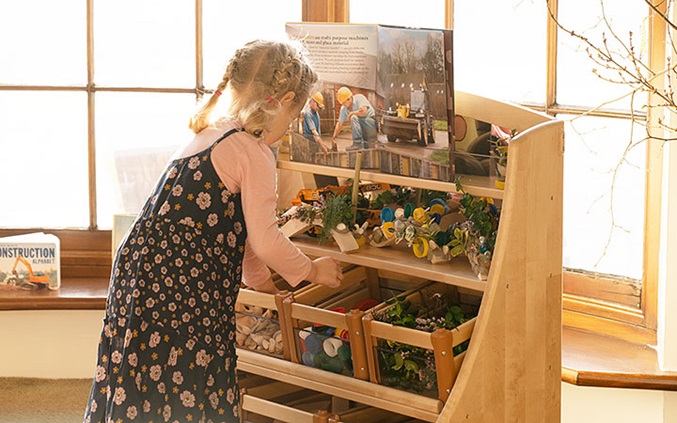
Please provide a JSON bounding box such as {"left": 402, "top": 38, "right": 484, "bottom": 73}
{"left": 0, "top": 91, "right": 89, "bottom": 228}
{"left": 94, "top": 0, "right": 195, "bottom": 88}
{"left": 0, "top": 0, "right": 86, "bottom": 85}
{"left": 561, "top": 114, "right": 645, "bottom": 281}
{"left": 202, "top": 1, "right": 302, "bottom": 90}
{"left": 557, "top": 0, "right": 649, "bottom": 111}
{"left": 95, "top": 92, "right": 196, "bottom": 229}
{"left": 351, "top": 0, "right": 446, "bottom": 29}
{"left": 454, "top": 0, "right": 546, "bottom": 103}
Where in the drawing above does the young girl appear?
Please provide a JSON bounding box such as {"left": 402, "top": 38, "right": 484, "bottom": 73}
{"left": 84, "top": 39, "right": 343, "bottom": 423}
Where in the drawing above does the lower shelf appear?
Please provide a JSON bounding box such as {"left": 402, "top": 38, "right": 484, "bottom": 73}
{"left": 236, "top": 348, "right": 444, "bottom": 422}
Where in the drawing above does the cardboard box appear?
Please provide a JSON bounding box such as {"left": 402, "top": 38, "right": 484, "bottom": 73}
{"left": 0, "top": 232, "right": 60, "bottom": 290}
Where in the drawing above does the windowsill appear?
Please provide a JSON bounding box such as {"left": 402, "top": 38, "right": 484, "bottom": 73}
{"left": 1, "top": 279, "right": 676, "bottom": 391}
{"left": 562, "top": 326, "right": 677, "bottom": 391}
{"left": 0, "top": 277, "right": 108, "bottom": 311}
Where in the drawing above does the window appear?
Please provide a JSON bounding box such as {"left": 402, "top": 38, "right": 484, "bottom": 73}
{"left": 0, "top": 0, "right": 661, "bottom": 343}
{"left": 0, "top": 0, "right": 301, "bottom": 230}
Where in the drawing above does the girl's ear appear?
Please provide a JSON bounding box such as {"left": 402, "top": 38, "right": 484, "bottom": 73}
{"left": 279, "top": 91, "right": 296, "bottom": 105}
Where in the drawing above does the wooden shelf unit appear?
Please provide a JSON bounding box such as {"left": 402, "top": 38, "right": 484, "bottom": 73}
{"left": 237, "top": 91, "right": 564, "bottom": 422}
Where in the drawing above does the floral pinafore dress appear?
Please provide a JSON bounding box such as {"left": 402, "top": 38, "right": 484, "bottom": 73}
{"left": 85, "top": 128, "right": 246, "bottom": 423}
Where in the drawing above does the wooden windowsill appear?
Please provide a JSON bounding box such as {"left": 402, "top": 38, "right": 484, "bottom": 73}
{"left": 1, "top": 279, "right": 676, "bottom": 391}
{"left": 0, "top": 277, "right": 108, "bottom": 311}
{"left": 562, "top": 326, "right": 677, "bottom": 391}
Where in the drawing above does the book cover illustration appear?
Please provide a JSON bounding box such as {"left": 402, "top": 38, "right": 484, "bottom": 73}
{"left": 286, "top": 22, "right": 455, "bottom": 182}
{"left": 0, "top": 232, "right": 60, "bottom": 290}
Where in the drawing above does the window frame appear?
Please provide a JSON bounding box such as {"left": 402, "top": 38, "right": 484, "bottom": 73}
{"left": 0, "top": 0, "right": 661, "bottom": 346}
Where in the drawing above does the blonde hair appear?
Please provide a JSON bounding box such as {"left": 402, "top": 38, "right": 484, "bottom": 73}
{"left": 189, "top": 39, "right": 318, "bottom": 135}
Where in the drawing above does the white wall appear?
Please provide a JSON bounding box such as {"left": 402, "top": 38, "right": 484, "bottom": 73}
{"left": 0, "top": 310, "right": 103, "bottom": 378}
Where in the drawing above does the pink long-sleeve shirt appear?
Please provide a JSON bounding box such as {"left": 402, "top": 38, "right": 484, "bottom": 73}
{"left": 173, "top": 119, "right": 311, "bottom": 289}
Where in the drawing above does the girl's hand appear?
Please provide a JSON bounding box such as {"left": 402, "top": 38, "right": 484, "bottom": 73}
{"left": 306, "top": 257, "right": 343, "bottom": 288}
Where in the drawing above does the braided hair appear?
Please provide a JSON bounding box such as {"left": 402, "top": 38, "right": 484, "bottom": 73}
{"left": 189, "top": 40, "right": 318, "bottom": 135}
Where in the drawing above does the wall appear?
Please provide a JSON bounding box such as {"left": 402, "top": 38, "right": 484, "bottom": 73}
{"left": 0, "top": 310, "right": 103, "bottom": 379}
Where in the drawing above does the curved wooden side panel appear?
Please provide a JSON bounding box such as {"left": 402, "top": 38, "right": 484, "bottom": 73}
{"left": 437, "top": 119, "right": 564, "bottom": 422}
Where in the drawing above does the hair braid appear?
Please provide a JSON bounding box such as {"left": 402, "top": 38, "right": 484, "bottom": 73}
{"left": 189, "top": 40, "right": 318, "bottom": 136}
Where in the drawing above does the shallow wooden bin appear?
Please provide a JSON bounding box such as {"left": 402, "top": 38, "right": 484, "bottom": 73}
{"left": 239, "top": 376, "right": 335, "bottom": 423}
{"left": 362, "top": 282, "right": 481, "bottom": 402}
{"left": 282, "top": 266, "right": 372, "bottom": 380}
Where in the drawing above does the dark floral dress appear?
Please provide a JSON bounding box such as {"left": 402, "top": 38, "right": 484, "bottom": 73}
{"left": 85, "top": 128, "right": 246, "bottom": 423}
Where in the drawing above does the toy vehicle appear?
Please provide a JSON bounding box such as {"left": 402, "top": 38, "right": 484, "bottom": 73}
{"left": 382, "top": 84, "right": 436, "bottom": 146}
{"left": 5, "top": 256, "right": 50, "bottom": 288}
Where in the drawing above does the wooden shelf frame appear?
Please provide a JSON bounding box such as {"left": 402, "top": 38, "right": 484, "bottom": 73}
{"left": 267, "top": 91, "right": 564, "bottom": 422}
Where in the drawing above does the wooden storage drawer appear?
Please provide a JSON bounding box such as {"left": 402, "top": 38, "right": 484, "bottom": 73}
{"left": 283, "top": 266, "right": 429, "bottom": 381}
{"left": 235, "top": 273, "right": 309, "bottom": 360}
{"left": 362, "top": 282, "right": 481, "bottom": 402}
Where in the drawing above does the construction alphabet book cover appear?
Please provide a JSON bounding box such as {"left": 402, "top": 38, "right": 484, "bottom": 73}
{"left": 0, "top": 232, "right": 60, "bottom": 290}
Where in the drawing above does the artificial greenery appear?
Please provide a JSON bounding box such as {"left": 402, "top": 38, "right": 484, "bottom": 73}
{"left": 373, "top": 290, "right": 473, "bottom": 395}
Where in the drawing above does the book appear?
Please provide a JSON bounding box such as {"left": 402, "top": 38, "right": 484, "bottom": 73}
{"left": 0, "top": 232, "right": 60, "bottom": 290}
{"left": 286, "top": 22, "right": 455, "bottom": 181}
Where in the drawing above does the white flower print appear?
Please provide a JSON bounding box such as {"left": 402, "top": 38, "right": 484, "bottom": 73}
{"left": 149, "top": 331, "right": 161, "bottom": 348}
{"left": 174, "top": 257, "right": 183, "bottom": 267}
{"left": 216, "top": 233, "right": 224, "bottom": 244}
{"left": 234, "top": 221, "right": 242, "bottom": 235}
{"left": 186, "top": 339, "right": 196, "bottom": 351}
{"left": 154, "top": 254, "right": 163, "bottom": 264}
{"left": 171, "top": 185, "right": 183, "bottom": 197}
{"left": 221, "top": 190, "right": 231, "bottom": 203}
{"left": 152, "top": 282, "right": 160, "bottom": 293}
{"left": 159, "top": 201, "right": 171, "bottom": 216}
{"left": 111, "top": 351, "right": 122, "bottom": 364}
{"left": 160, "top": 240, "right": 168, "bottom": 249}
{"left": 182, "top": 312, "right": 191, "bottom": 323}
{"left": 179, "top": 276, "right": 187, "bottom": 285}
{"left": 188, "top": 156, "right": 200, "bottom": 169}
{"left": 117, "top": 317, "right": 126, "bottom": 328}
{"left": 195, "top": 253, "right": 203, "bottom": 263}
{"left": 113, "top": 387, "right": 126, "bottom": 405}
{"left": 128, "top": 353, "right": 138, "bottom": 367}
{"left": 179, "top": 217, "right": 195, "bottom": 227}
{"left": 190, "top": 267, "right": 199, "bottom": 277}
{"left": 207, "top": 374, "right": 215, "bottom": 386}
{"left": 126, "top": 405, "right": 138, "bottom": 420}
{"left": 220, "top": 255, "right": 228, "bottom": 264}
{"left": 168, "top": 302, "right": 176, "bottom": 312}
{"left": 196, "top": 349, "right": 210, "bottom": 367}
{"left": 193, "top": 170, "right": 202, "bottom": 181}
{"left": 172, "top": 371, "right": 184, "bottom": 385}
{"left": 150, "top": 364, "right": 162, "bottom": 381}
{"left": 202, "top": 317, "right": 211, "bottom": 327}
{"left": 158, "top": 382, "right": 166, "bottom": 394}
{"left": 207, "top": 213, "right": 218, "bottom": 227}
{"left": 168, "top": 347, "right": 178, "bottom": 366}
{"left": 201, "top": 292, "right": 210, "bottom": 302}
{"left": 162, "top": 404, "right": 172, "bottom": 422}
{"left": 188, "top": 298, "right": 196, "bottom": 308}
{"left": 146, "top": 298, "right": 155, "bottom": 309}
{"left": 164, "top": 276, "right": 173, "bottom": 287}
{"left": 196, "top": 192, "right": 211, "bottom": 210}
{"left": 180, "top": 390, "right": 196, "bottom": 407}
{"left": 143, "top": 400, "right": 151, "bottom": 413}
{"left": 227, "top": 387, "right": 235, "bottom": 404}
{"left": 227, "top": 202, "right": 235, "bottom": 217}
{"left": 168, "top": 166, "right": 178, "bottom": 178}
{"left": 90, "top": 400, "right": 97, "bottom": 413}
{"left": 209, "top": 392, "right": 218, "bottom": 409}
{"left": 172, "top": 234, "right": 181, "bottom": 244}
{"left": 124, "top": 329, "right": 133, "bottom": 348}
{"left": 227, "top": 232, "right": 237, "bottom": 248}
{"left": 95, "top": 365, "right": 106, "bottom": 382}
